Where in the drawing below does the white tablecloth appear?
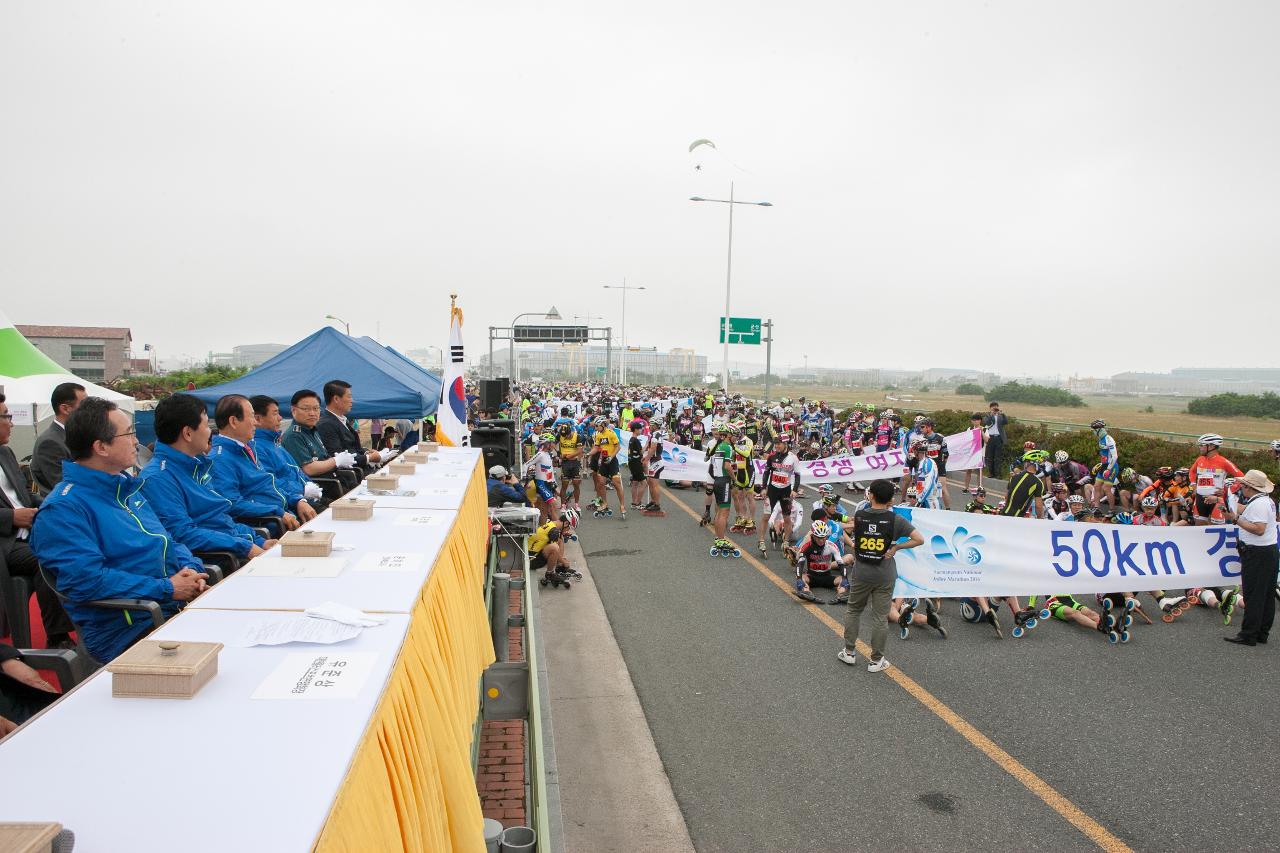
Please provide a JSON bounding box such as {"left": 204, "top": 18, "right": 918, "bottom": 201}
{"left": 0, "top": 609, "right": 410, "bottom": 853}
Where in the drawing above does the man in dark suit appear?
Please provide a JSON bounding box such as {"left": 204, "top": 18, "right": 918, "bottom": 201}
{"left": 30, "top": 382, "right": 85, "bottom": 495}
{"left": 0, "top": 393, "right": 75, "bottom": 647}
{"left": 317, "top": 379, "right": 383, "bottom": 475}
{"left": 982, "top": 400, "right": 1009, "bottom": 479}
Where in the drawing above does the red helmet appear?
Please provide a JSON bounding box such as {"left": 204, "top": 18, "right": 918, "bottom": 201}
{"left": 1023, "top": 441, "right": 1037, "bottom": 450}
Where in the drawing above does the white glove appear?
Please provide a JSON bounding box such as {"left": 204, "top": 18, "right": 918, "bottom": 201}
{"left": 335, "top": 450, "right": 357, "bottom": 469}
{"left": 304, "top": 481, "right": 323, "bottom": 500}
{"left": 304, "top": 601, "right": 388, "bottom": 628}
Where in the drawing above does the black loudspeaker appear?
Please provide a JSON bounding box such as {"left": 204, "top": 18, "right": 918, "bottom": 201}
{"left": 479, "top": 379, "right": 510, "bottom": 413}
{"left": 472, "top": 425, "right": 516, "bottom": 471}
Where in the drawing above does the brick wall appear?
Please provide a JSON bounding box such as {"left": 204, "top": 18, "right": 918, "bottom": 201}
{"left": 476, "top": 561, "right": 528, "bottom": 827}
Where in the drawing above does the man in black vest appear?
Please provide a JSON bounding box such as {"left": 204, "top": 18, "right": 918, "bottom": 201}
{"left": 837, "top": 478, "right": 923, "bottom": 673}
{"left": 317, "top": 379, "right": 383, "bottom": 474}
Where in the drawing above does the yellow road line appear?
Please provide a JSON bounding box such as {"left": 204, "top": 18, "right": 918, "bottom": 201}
{"left": 660, "top": 485, "right": 1131, "bottom": 853}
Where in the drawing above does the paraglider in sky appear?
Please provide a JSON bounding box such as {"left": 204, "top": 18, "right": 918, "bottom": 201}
{"left": 688, "top": 138, "right": 716, "bottom": 153}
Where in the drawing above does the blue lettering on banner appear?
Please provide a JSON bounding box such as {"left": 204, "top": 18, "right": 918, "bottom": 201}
{"left": 1082, "top": 529, "right": 1111, "bottom": 577}
{"left": 1050, "top": 530, "right": 1190, "bottom": 579}
{"left": 1204, "top": 526, "right": 1242, "bottom": 579}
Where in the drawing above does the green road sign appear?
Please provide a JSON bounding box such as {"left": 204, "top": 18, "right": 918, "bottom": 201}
{"left": 719, "top": 316, "right": 762, "bottom": 345}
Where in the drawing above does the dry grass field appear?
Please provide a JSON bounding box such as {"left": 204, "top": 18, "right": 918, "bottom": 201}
{"left": 732, "top": 384, "right": 1279, "bottom": 444}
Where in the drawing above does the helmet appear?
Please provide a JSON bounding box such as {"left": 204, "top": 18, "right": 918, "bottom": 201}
{"left": 1054, "top": 450, "right": 1069, "bottom": 463}
{"left": 1067, "top": 494, "right": 1085, "bottom": 506}
{"left": 1271, "top": 439, "right": 1280, "bottom": 451}
{"left": 775, "top": 433, "right": 790, "bottom": 443}
{"left": 822, "top": 495, "right": 839, "bottom": 507}
{"left": 1121, "top": 467, "right": 1136, "bottom": 482}
{"left": 910, "top": 437, "right": 927, "bottom": 452}
{"left": 914, "top": 415, "right": 925, "bottom": 424}
{"left": 905, "top": 485, "right": 918, "bottom": 496}
{"left": 1024, "top": 440, "right": 1037, "bottom": 450}
{"left": 1051, "top": 483, "right": 1067, "bottom": 493}
{"left": 1141, "top": 495, "right": 1159, "bottom": 509}
{"left": 1197, "top": 433, "right": 1223, "bottom": 447}
{"left": 921, "top": 418, "right": 935, "bottom": 427}
{"left": 1090, "top": 419, "right": 1106, "bottom": 430}
{"left": 593, "top": 416, "right": 607, "bottom": 427}
{"left": 1114, "top": 511, "right": 1133, "bottom": 525}
{"left": 974, "top": 486, "right": 986, "bottom": 497}
{"left": 734, "top": 436, "right": 753, "bottom": 453}
{"left": 629, "top": 420, "right": 645, "bottom": 430}
{"left": 784, "top": 406, "right": 794, "bottom": 415}
{"left": 561, "top": 406, "right": 571, "bottom": 416}
{"left": 882, "top": 408, "right": 896, "bottom": 418}
{"left": 1156, "top": 465, "right": 1173, "bottom": 479}
{"left": 538, "top": 432, "right": 556, "bottom": 445}
{"left": 1175, "top": 467, "right": 1189, "bottom": 477}
{"left": 1023, "top": 449, "right": 1049, "bottom": 463}
{"left": 811, "top": 520, "right": 832, "bottom": 538}
{"left": 818, "top": 484, "right": 835, "bottom": 496}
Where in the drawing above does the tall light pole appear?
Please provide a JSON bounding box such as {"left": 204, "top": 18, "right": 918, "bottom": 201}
{"left": 573, "top": 313, "right": 603, "bottom": 380}
{"left": 603, "top": 280, "right": 645, "bottom": 386}
{"left": 508, "top": 306, "right": 561, "bottom": 381}
{"left": 690, "top": 183, "right": 772, "bottom": 394}
{"left": 324, "top": 314, "right": 351, "bottom": 335}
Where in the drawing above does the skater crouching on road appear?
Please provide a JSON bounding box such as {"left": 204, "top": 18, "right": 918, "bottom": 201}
{"left": 838, "top": 479, "right": 924, "bottom": 673}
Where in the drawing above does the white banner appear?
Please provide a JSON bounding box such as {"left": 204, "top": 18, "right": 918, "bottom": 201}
{"left": 891, "top": 507, "right": 1243, "bottom": 598}
{"left": 625, "top": 428, "right": 986, "bottom": 484}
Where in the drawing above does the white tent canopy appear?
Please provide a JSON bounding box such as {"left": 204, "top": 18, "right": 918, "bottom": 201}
{"left": 0, "top": 310, "right": 135, "bottom": 426}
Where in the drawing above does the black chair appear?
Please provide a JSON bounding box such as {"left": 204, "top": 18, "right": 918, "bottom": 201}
{"left": 193, "top": 550, "right": 243, "bottom": 577}
{"left": 0, "top": 551, "right": 34, "bottom": 648}
{"left": 236, "top": 515, "right": 286, "bottom": 539}
{"left": 17, "top": 646, "right": 91, "bottom": 691}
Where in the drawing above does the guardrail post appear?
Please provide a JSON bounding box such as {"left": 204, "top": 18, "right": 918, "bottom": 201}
{"left": 492, "top": 572, "right": 511, "bottom": 663}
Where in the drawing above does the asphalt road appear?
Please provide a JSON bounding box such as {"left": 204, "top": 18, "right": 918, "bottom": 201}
{"left": 570, "top": 475, "right": 1280, "bottom": 853}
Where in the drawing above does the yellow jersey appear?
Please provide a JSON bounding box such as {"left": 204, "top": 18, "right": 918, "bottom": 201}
{"left": 593, "top": 429, "right": 620, "bottom": 460}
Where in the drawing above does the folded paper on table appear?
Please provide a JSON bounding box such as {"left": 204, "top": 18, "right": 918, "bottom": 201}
{"left": 236, "top": 618, "right": 363, "bottom": 647}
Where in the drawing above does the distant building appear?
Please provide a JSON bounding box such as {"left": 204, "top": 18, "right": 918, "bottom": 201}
{"left": 209, "top": 343, "right": 288, "bottom": 369}
{"left": 483, "top": 344, "right": 708, "bottom": 383}
{"left": 17, "top": 324, "right": 133, "bottom": 382}
{"left": 1109, "top": 370, "right": 1280, "bottom": 396}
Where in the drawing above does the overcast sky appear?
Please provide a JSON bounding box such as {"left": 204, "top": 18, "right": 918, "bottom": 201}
{"left": 3, "top": 1, "right": 1278, "bottom": 379}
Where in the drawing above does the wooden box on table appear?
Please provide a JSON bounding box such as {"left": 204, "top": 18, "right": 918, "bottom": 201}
{"left": 106, "top": 640, "right": 222, "bottom": 699}
{"left": 280, "top": 528, "right": 336, "bottom": 557}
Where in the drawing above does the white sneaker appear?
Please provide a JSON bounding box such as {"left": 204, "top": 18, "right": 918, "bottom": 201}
{"left": 867, "top": 656, "right": 890, "bottom": 673}
{"left": 836, "top": 648, "right": 857, "bottom": 666}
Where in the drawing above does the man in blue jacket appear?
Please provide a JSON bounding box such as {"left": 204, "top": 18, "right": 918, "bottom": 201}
{"left": 210, "top": 395, "right": 315, "bottom": 532}
{"left": 250, "top": 395, "right": 331, "bottom": 509}
{"left": 31, "top": 398, "right": 208, "bottom": 663}
{"left": 140, "top": 394, "right": 272, "bottom": 564}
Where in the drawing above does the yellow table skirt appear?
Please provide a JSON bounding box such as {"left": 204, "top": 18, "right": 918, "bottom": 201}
{"left": 315, "top": 463, "right": 496, "bottom": 852}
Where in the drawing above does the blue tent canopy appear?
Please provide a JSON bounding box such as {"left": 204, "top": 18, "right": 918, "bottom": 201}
{"left": 187, "top": 328, "right": 440, "bottom": 419}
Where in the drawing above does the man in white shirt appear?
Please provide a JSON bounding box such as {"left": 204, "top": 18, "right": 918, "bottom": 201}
{"left": 1221, "top": 469, "right": 1278, "bottom": 646}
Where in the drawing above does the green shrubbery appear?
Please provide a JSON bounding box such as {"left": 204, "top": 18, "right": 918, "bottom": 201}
{"left": 955, "top": 383, "right": 985, "bottom": 396}
{"left": 986, "top": 381, "right": 1084, "bottom": 408}
{"left": 1187, "top": 392, "right": 1280, "bottom": 419}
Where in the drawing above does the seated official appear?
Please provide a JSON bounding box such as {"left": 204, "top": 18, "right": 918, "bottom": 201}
{"left": 317, "top": 379, "right": 382, "bottom": 471}
{"left": 487, "top": 465, "right": 530, "bottom": 507}
{"left": 30, "top": 381, "right": 85, "bottom": 495}
{"left": 0, "top": 642, "right": 62, "bottom": 735}
{"left": 281, "top": 389, "right": 359, "bottom": 490}
{"left": 140, "top": 394, "right": 273, "bottom": 564}
{"left": 1, "top": 392, "right": 76, "bottom": 648}
{"left": 250, "top": 395, "right": 330, "bottom": 508}
{"left": 31, "top": 398, "right": 209, "bottom": 663}
{"left": 210, "top": 395, "right": 315, "bottom": 532}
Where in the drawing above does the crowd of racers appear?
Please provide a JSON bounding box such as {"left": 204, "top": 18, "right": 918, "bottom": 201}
{"left": 505, "top": 383, "right": 1280, "bottom": 642}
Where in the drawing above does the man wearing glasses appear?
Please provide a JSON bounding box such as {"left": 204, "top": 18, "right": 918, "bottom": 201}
{"left": 31, "top": 398, "right": 208, "bottom": 663}
{"left": 281, "top": 389, "right": 360, "bottom": 490}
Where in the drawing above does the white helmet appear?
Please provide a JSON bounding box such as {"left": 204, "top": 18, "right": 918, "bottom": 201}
{"left": 1197, "top": 433, "right": 1223, "bottom": 447}
{"left": 1271, "top": 439, "right": 1280, "bottom": 451}
{"left": 1054, "top": 450, "right": 1069, "bottom": 463}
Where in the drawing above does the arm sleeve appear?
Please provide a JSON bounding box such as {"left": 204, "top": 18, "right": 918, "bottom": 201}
{"left": 0, "top": 643, "right": 21, "bottom": 664}
{"left": 143, "top": 476, "right": 256, "bottom": 558}
{"left": 31, "top": 502, "right": 175, "bottom": 603}
{"left": 210, "top": 462, "right": 284, "bottom": 519}
{"left": 0, "top": 506, "right": 12, "bottom": 538}
{"left": 280, "top": 432, "right": 312, "bottom": 466}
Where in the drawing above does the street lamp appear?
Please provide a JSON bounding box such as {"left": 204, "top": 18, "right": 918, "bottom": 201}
{"left": 690, "top": 183, "right": 772, "bottom": 394}
{"left": 603, "top": 280, "right": 645, "bottom": 386}
{"left": 508, "top": 306, "right": 561, "bottom": 381}
{"left": 324, "top": 314, "right": 351, "bottom": 335}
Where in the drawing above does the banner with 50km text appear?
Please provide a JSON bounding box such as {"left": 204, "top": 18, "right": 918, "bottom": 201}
{"left": 619, "top": 428, "right": 986, "bottom": 483}
{"left": 890, "top": 507, "right": 1242, "bottom": 598}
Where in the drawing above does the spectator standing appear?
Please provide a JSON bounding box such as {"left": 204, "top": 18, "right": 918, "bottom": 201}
{"left": 983, "top": 401, "right": 1008, "bottom": 478}
{"left": 0, "top": 393, "right": 76, "bottom": 647}
{"left": 838, "top": 479, "right": 924, "bottom": 673}
{"left": 30, "top": 381, "right": 85, "bottom": 495}
{"left": 1221, "top": 470, "right": 1277, "bottom": 646}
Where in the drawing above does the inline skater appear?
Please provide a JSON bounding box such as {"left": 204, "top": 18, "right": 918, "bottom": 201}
{"left": 757, "top": 433, "right": 801, "bottom": 559}
{"left": 1090, "top": 419, "right": 1120, "bottom": 507}
{"left": 1188, "top": 434, "right": 1244, "bottom": 524}
{"left": 1004, "top": 451, "right": 1048, "bottom": 519}
{"left": 524, "top": 432, "right": 561, "bottom": 524}
{"left": 589, "top": 415, "right": 626, "bottom": 519}
{"left": 706, "top": 424, "right": 737, "bottom": 556}
{"left": 1118, "top": 467, "right": 1153, "bottom": 511}
{"left": 1133, "top": 495, "right": 1166, "bottom": 526}
{"left": 556, "top": 422, "right": 585, "bottom": 511}
{"left": 917, "top": 418, "right": 951, "bottom": 509}
{"left": 1043, "top": 483, "right": 1072, "bottom": 520}
{"left": 626, "top": 420, "right": 649, "bottom": 511}
{"left": 911, "top": 438, "right": 942, "bottom": 509}
{"left": 1052, "top": 450, "right": 1092, "bottom": 495}
{"left": 640, "top": 429, "right": 667, "bottom": 515}
{"left": 965, "top": 487, "right": 996, "bottom": 514}
{"left": 791, "top": 517, "right": 854, "bottom": 603}
{"left": 729, "top": 427, "right": 757, "bottom": 534}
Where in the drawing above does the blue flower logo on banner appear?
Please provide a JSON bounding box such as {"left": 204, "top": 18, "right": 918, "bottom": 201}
{"left": 930, "top": 526, "right": 986, "bottom": 565}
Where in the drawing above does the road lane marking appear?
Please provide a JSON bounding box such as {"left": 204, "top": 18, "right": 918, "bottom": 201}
{"left": 659, "top": 484, "right": 1131, "bottom": 853}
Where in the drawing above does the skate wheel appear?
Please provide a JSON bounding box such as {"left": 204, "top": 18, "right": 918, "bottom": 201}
{"left": 1162, "top": 613, "right": 1174, "bottom": 623}
{"left": 1026, "top": 618, "right": 1037, "bottom": 629}
{"left": 1119, "top": 630, "right": 1130, "bottom": 643}
{"left": 709, "top": 547, "right": 718, "bottom": 556}
{"left": 1040, "top": 609, "right": 1052, "bottom": 620}
{"left": 1107, "top": 631, "right": 1119, "bottom": 644}
{"left": 1121, "top": 614, "right": 1133, "bottom": 628}
{"left": 1187, "top": 595, "right": 1200, "bottom": 605}
{"left": 899, "top": 627, "right": 909, "bottom": 640}
{"left": 732, "top": 549, "right": 742, "bottom": 558}
{"left": 1102, "top": 598, "right": 1113, "bottom": 611}
{"left": 1012, "top": 626, "right": 1024, "bottom": 639}
{"left": 539, "top": 578, "right": 548, "bottom": 587}
{"left": 563, "top": 581, "right": 571, "bottom": 589}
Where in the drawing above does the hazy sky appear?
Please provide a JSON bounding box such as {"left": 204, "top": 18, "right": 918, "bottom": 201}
{"left": 3, "top": 1, "right": 1278, "bottom": 378}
